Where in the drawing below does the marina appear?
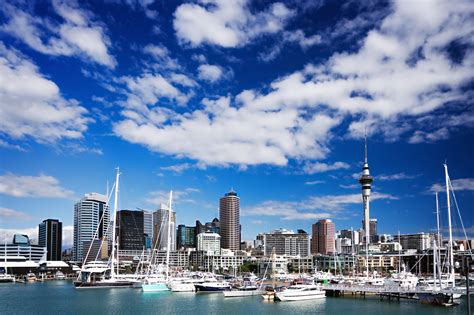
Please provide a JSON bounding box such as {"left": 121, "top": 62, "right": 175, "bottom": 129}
{"left": 0, "top": 280, "right": 472, "bottom": 315}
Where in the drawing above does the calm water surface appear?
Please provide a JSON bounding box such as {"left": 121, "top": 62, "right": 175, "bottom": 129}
{"left": 0, "top": 281, "right": 472, "bottom": 314}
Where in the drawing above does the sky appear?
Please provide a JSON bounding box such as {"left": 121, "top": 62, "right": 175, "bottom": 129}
{"left": 0, "top": 0, "right": 473, "bottom": 248}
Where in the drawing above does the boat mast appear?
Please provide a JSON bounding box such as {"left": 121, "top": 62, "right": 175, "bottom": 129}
{"left": 435, "top": 192, "right": 443, "bottom": 287}
{"left": 398, "top": 231, "right": 401, "bottom": 274}
{"left": 433, "top": 239, "right": 437, "bottom": 290}
{"left": 444, "top": 163, "right": 455, "bottom": 288}
{"left": 165, "top": 191, "right": 173, "bottom": 281}
{"left": 111, "top": 167, "right": 120, "bottom": 280}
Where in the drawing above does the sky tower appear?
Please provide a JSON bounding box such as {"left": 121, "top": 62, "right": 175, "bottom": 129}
{"left": 359, "top": 133, "right": 374, "bottom": 244}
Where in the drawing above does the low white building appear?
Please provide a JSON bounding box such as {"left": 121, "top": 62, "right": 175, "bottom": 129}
{"left": 197, "top": 232, "right": 221, "bottom": 255}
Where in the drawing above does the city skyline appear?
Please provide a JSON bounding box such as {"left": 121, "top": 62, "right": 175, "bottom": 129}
{"left": 1, "top": 1, "right": 473, "bottom": 247}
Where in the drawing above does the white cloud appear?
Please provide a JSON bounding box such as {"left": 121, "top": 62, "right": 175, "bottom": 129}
{"left": 0, "top": 43, "right": 91, "bottom": 143}
{"left": 378, "top": 172, "right": 419, "bottom": 181}
{"left": 145, "top": 188, "right": 200, "bottom": 207}
{"left": 143, "top": 44, "right": 180, "bottom": 70}
{"left": 0, "top": 207, "right": 32, "bottom": 220}
{"left": 1, "top": 1, "right": 115, "bottom": 67}
{"left": 409, "top": 128, "right": 450, "bottom": 144}
{"left": 115, "top": 1, "right": 474, "bottom": 167}
{"left": 120, "top": 73, "right": 190, "bottom": 110}
{"left": 303, "top": 161, "right": 350, "bottom": 174}
{"left": 170, "top": 73, "right": 198, "bottom": 87}
{"left": 160, "top": 163, "right": 193, "bottom": 174}
{"left": 430, "top": 178, "right": 474, "bottom": 193}
{"left": 305, "top": 180, "right": 325, "bottom": 185}
{"left": 0, "top": 173, "right": 75, "bottom": 198}
{"left": 243, "top": 192, "right": 397, "bottom": 220}
{"left": 0, "top": 225, "right": 73, "bottom": 247}
{"left": 198, "top": 64, "right": 224, "bottom": 83}
{"left": 173, "top": 0, "right": 294, "bottom": 48}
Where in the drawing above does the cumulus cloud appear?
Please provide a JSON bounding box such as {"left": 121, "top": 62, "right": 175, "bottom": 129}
{"left": 0, "top": 173, "right": 75, "bottom": 198}
{"left": 173, "top": 0, "right": 294, "bottom": 48}
{"left": 1, "top": 1, "right": 115, "bottom": 67}
{"left": 114, "top": 1, "right": 474, "bottom": 167}
{"left": 197, "top": 64, "right": 224, "bottom": 82}
{"left": 0, "top": 43, "right": 91, "bottom": 143}
{"left": 143, "top": 44, "right": 180, "bottom": 70}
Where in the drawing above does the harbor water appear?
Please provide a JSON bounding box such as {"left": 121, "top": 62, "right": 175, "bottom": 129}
{"left": 1, "top": 281, "right": 472, "bottom": 314}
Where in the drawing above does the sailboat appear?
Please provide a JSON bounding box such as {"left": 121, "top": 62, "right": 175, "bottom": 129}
{"left": 74, "top": 168, "right": 134, "bottom": 289}
{"left": 142, "top": 191, "right": 174, "bottom": 292}
{"left": 0, "top": 242, "right": 15, "bottom": 283}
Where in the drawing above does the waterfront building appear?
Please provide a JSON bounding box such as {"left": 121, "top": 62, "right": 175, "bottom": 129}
{"left": 359, "top": 134, "right": 374, "bottom": 244}
{"left": 73, "top": 192, "right": 110, "bottom": 262}
{"left": 197, "top": 232, "right": 221, "bottom": 255}
{"left": 0, "top": 234, "right": 47, "bottom": 263}
{"left": 219, "top": 190, "right": 240, "bottom": 251}
{"left": 313, "top": 254, "right": 356, "bottom": 273}
{"left": 335, "top": 237, "right": 352, "bottom": 254}
{"left": 116, "top": 210, "right": 144, "bottom": 251}
{"left": 190, "top": 250, "right": 244, "bottom": 272}
{"left": 177, "top": 225, "right": 196, "bottom": 249}
{"left": 394, "top": 233, "right": 434, "bottom": 251}
{"left": 263, "top": 229, "right": 310, "bottom": 256}
{"left": 142, "top": 210, "right": 153, "bottom": 249}
{"left": 257, "top": 255, "right": 288, "bottom": 276}
{"left": 152, "top": 204, "right": 176, "bottom": 251}
{"left": 311, "top": 219, "right": 335, "bottom": 255}
{"left": 288, "top": 256, "right": 313, "bottom": 273}
{"left": 38, "top": 219, "right": 62, "bottom": 261}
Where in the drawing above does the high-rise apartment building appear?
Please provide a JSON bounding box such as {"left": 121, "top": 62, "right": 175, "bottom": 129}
{"left": 263, "top": 229, "right": 310, "bottom": 256}
{"left": 38, "top": 219, "right": 62, "bottom": 261}
{"left": 153, "top": 204, "right": 176, "bottom": 251}
{"left": 197, "top": 232, "right": 221, "bottom": 255}
{"left": 311, "top": 219, "right": 335, "bottom": 255}
{"left": 219, "top": 190, "right": 240, "bottom": 251}
{"left": 73, "top": 193, "right": 110, "bottom": 262}
{"left": 116, "top": 210, "right": 144, "bottom": 250}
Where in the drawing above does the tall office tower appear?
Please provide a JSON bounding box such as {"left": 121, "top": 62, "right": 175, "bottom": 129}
{"left": 153, "top": 204, "right": 176, "bottom": 251}
{"left": 73, "top": 193, "right": 110, "bottom": 262}
{"left": 219, "top": 190, "right": 240, "bottom": 251}
{"left": 177, "top": 224, "right": 196, "bottom": 249}
{"left": 311, "top": 219, "right": 335, "bottom": 255}
{"left": 142, "top": 210, "right": 153, "bottom": 249}
{"left": 116, "top": 210, "right": 144, "bottom": 250}
{"left": 358, "top": 133, "right": 374, "bottom": 244}
{"left": 38, "top": 219, "right": 62, "bottom": 261}
{"left": 197, "top": 232, "right": 221, "bottom": 255}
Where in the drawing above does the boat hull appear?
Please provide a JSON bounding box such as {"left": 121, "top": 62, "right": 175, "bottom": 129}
{"left": 223, "top": 290, "right": 265, "bottom": 297}
{"left": 74, "top": 281, "right": 134, "bottom": 289}
{"left": 417, "top": 292, "right": 451, "bottom": 305}
{"left": 142, "top": 283, "right": 169, "bottom": 292}
{"left": 195, "top": 284, "right": 230, "bottom": 293}
{"left": 276, "top": 291, "right": 326, "bottom": 301}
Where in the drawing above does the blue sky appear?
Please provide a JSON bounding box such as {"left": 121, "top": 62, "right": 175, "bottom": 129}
{"left": 0, "top": 0, "right": 473, "bottom": 248}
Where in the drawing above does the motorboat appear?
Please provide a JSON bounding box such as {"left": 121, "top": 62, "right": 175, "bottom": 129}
{"left": 223, "top": 282, "right": 265, "bottom": 297}
{"left": 55, "top": 271, "right": 66, "bottom": 280}
{"left": 170, "top": 278, "right": 204, "bottom": 292}
{"left": 0, "top": 273, "right": 15, "bottom": 283}
{"left": 142, "top": 274, "right": 169, "bottom": 292}
{"left": 195, "top": 279, "right": 231, "bottom": 292}
{"left": 26, "top": 273, "right": 37, "bottom": 282}
{"left": 275, "top": 284, "right": 326, "bottom": 301}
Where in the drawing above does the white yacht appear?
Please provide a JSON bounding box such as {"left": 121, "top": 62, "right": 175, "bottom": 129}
{"left": 275, "top": 284, "right": 326, "bottom": 301}
{"left": 194, "top": 279, "right": 231, "bottom": 293}
{"left": 170, "top": 278, "right": 204, "bottom": 292}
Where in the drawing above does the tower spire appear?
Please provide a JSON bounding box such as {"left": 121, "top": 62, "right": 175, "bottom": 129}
{"left": 364, "top": 128, "right": 368, "bottom": 165}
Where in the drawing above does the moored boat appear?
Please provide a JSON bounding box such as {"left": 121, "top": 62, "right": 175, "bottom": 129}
{"left": 275, "top": 284, "right": 326, "bottom": 301}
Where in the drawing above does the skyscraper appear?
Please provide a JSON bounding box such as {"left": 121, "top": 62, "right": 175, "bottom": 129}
{"left": 219, "top": 189, "right": 240, "bottom": 251}
{"left": 358, "top": 133, "right": 374, "bottom": 244}
{"left": 38, "top": 219, "right": 62, "bottom": 261}
{"left": 177, "top": 224, "right": 196, "bottom": 249}
{"left": 73, "top": 193, "right": 110, "bottom": 262}
{"left": 311, "top": 219, "right": 335, "bottom": 255}
{"left": 116, "top": 210, "right": 144, "bottom": 250}
{"left": 142, "top": 210, "right": 153, "bottom": 249}
{"left": 153, "top": 204, "right": 176, "bottom": 251}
